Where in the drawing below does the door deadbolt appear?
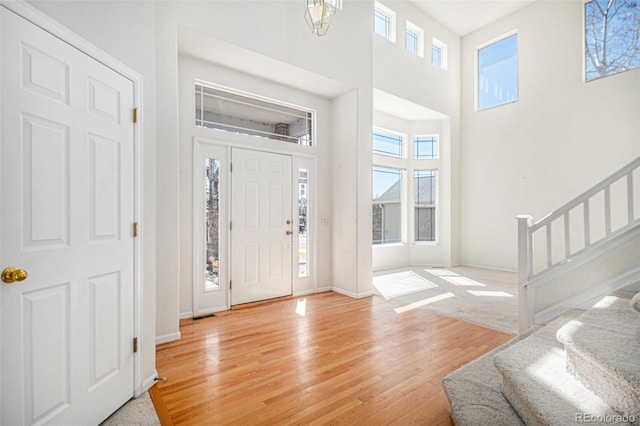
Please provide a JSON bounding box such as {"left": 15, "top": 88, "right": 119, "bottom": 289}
{"left": 2, "top": 267, "right": 28, "bottom": 284}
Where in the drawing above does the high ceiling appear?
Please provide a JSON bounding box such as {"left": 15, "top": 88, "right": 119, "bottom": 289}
{"left": 410, "top": 0, "right": 537, "bottom": 36}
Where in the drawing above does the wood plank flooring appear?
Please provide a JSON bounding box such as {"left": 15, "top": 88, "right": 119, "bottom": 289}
{"left": 153, "top": 291, "right": 513, "bottom": 425}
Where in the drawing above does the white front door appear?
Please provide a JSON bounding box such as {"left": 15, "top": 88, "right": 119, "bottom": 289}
{"left": 231, "top": 148, "right": 293, "bottom": 305}
{"left": 1, "top": 7, "right": 135, "bottom": 425}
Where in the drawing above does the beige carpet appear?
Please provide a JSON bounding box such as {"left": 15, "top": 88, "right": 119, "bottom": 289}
{"left": 374, "top": 266, "right": 519, "bottom": 334}
{"left": 100, "top": 391, "right": 160, "bottom": 426}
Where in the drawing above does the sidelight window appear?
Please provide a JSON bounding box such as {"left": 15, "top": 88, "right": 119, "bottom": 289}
{"left": 204, "top": 158, "right": 220, "bottom": 290}
{"left": 298, "top": 168, "right": 309, "bottom": 277}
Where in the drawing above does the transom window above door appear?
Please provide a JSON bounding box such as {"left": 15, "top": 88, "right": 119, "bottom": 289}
{"left": 195, "top": 82, "right": 314, "bottom": 146}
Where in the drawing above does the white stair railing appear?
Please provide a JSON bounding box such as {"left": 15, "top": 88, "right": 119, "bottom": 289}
{"left": 517, "top": 157, "right": 640, "bottom": 332}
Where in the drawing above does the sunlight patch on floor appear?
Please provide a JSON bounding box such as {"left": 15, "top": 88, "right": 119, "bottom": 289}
{"left": 394, "top": 292, "right": 455, "bottom": 314}
{"left": 466, "top": 290, "right": 514, "bottom": 297}
{"left": 296, "top": 299, "right": 307, "bottom": 316}
{"left": 424, "top": 269, "right": 455, "bottom": 277}
{"left": 374, "top": 271, "right": 438, "bottom": 300}
{"left": 425, "top": 269, "right": 486, "bottom": 287}
{"left": 442, "top": 276, "right": 486, "bottom": 287}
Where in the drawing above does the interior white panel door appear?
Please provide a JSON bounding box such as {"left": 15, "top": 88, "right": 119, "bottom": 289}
{"left": 1, "top": 7, "right": 135, "bottom": 425}
{"left": 231, "top": 148, "right": 293, "bottom": 305}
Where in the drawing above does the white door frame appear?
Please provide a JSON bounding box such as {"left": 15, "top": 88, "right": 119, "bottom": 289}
{"left": 192, "top": 136, "right": 318, "bottom": 314}
{"left": 0, "top": 0, "right": 145, "bottom": 397}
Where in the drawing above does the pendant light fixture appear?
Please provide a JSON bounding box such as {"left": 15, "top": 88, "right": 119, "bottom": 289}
{"left": 305, "top": 0, "right": 336, "bottom": 36}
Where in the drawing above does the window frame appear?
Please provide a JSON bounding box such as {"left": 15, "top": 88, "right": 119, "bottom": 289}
{"left": 475, "top": 30, "right": 519, "bottom": 112}
{"left": 413, "top": 169, "right": 438, "bottom": 243}
{"left": 195, "top": 80, "right": 316, "bottom": 147}
{"left": 431, "top": 37, "right": 448, "bottom": 70}
{"left": 372, "top": 127, "right": 406, "bottom": 159}
{"left": 405, "top": 20, "right": 424, "bottom": 57}
{"left": 372, "top": 165, "right": 405, "bottom": 245}
{"left": 413, "top": 135, "right": 439, "bottom": 160}
{"left": 583, "top": 0, "right": 640, "bottom": 82}
{"left": 374, "top": 1, "right": 396, "bottom": 43}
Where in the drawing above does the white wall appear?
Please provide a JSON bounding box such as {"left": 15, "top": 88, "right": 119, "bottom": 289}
{"left": 460, "top": 0, "right": 640, "bottom": 271}
{"left": 27, "top": 0, "right": 158, "bottom": 388}
{"left": 330, "top": 90, "right": 360, "bottom": 295}
{"left": 373, "top": 1, "right": 461, "bottom": 117}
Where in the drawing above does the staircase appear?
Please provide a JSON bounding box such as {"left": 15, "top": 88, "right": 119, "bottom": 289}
{"left": 517, "top": 157, "right": 640, "bottom": 332}
{"left": 444, "top": 291, "right": 639, "bottom": 425}
{"left": 443, "top": 158, "right": 640, "bottom": 425}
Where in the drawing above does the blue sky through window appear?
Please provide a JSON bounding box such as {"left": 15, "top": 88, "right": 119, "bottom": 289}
{"left": 414, "top": 136, "right": 437, "bottom": 159}
{"left": 372, "top": 166, "right": 401, "bottom": 200}
{"left": 374, "top": 10, "right": 389, "bottom": 38}
{"left": 585, "top": 0, "right": 640, "bottom": 80}
{"left": 432, "top": 45, "right": 442, "bottom": 66}
{"left": 478, "top": 33, "right": 518, "bottom": 111}
{"left": 373, "top": 130, "right": 402, "bottom": 158}
{"left": 406, "top": 29, "right": 418, "bottom": 54}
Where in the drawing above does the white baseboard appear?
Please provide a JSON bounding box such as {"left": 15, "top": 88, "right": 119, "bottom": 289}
{"left": 194, "top": 306, "right": 228, "bottom": 317}
{"left": 293, "top": 289, "right": 314, "bottom": 297}
{"left": 457, "top": 263, "right": 517, "bottom": 273}
{"left": 316, "top": 286, "right": 332, "bottom": 293}
{"left": 142, "top": 371, "right": 158, "bottom": 393}
{"left": 179, "top": 311, "right": 193, "bottom": 319}
{"left": 156, "top": 332, "right": 181, "bottom": 345}
{"left": 331, "top": 286, "right": 374, "bottom": 299}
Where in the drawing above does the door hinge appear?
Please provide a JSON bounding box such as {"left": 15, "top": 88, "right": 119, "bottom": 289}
{"left": 230, "top": 280, "right": 232, "bottom": 290}
{"left": 132, "top": 108, "right": 138, "bottom": 123}
{"left": 133, "top": 337, "right": 138, "bottom": 353}
{"left": 230, "top": 163, "right": 232, "bottom": 172}
{"left": 133, "top": 222, "right": 139, "bottom": 237}
{"left": 230, "top": 221, "right": 232, "bottom": 231}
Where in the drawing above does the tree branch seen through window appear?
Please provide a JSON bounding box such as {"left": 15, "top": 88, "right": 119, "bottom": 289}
{"left": 585, "top": 0, "right": 640, "bottom": 81}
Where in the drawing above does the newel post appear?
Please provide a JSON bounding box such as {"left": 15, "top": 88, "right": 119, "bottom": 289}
{"left": 517, "top": 215, "right": 533, "bottom": 333}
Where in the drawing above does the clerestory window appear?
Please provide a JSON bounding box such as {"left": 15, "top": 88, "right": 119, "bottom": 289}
{"left": 405, "top": 21, "right": 424, "bottom": 57}
{"left": 585, "top": 0, "right": 640, "bottom": 81}
{"left": 374, "top": 2, "right": 396, "bottom": 42}
{"left": 477, "top": 32, "right": 518, "bottom": 111}
{"left": 432, "top": 37, "right": 448, "bottom": 69}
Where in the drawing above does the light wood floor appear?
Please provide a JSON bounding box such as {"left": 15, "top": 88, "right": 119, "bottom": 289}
{"left": 151, "top": 291, "right": 513, "bottom": 425}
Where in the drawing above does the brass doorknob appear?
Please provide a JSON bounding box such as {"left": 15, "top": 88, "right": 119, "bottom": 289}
{"left": 2, "top": 267, "right": 28, "bottom": 284}
{"left": 286, "top": 230, "right": 293, "bottom": 235}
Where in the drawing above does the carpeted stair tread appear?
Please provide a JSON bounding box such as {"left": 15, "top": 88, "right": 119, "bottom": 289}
{"left": 442, "top": 326, "right": 543, "bottom": 425}
{"left": 494, "top": 312, "right": 631, "bottom": 425}
{"left": 556, "top": 292, "right": 640, "bottom": 423}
